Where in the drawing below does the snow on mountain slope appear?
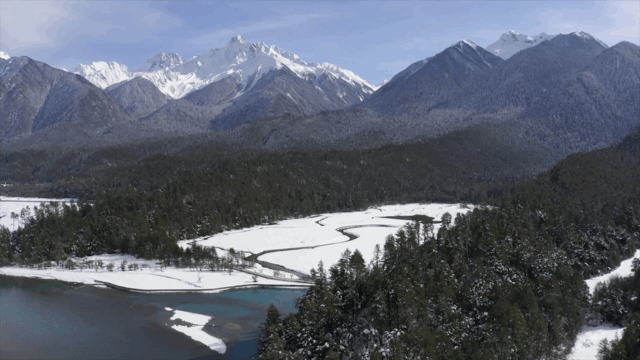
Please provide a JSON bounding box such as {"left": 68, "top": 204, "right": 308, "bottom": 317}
{"left": 74, "top": 35, "right": 375, "bottom": 100}
{"left": 0, "top": 51, "right": 10, "bottom": 60}
{"left": 136, "top": 51, "right": 183, "bottom": 72}
{"left": 74, "top": 60, "right": 207, "bottom": 99}
{"left": 572, "top": 30, "right": 609, "bottom": 49}
{"left": 486, "top": 30, "right": 556, "bottom": 59}
{"left": 74, "top": 61, "right": 133, "bottom": 89}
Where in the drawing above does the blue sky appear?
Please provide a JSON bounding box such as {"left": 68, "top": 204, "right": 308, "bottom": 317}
{"left": 1, "top": 1, "right": 638, "bottom": 85}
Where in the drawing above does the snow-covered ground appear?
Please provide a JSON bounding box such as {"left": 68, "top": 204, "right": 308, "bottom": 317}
{"left": 2, "top": 203, "right": 471, "bottom": 291}
{"left": 165, "top": 307, "right": 226, "bottom": 354}
{"left": 0, "top": 254, "right": 304, "bottom": 292}
{"left": 0, "top": 196, "right": 75, "bottom": 231}
{"left": 181, "top": 203, "right": 472, "bottom": 272}
{"left": 259, "top": 226, "right": 400, "bottom": 273}
{"left": 568, "top": 325, "right": 624, "bottom": 360}
{"left": 567, "top": 249, "right": 640, "bottom": 360}
{"left": 257, "top": 203, "right": 472, "bottom": 273}
{"left": 585, "top": 249, "right": 640, "bottom": 295}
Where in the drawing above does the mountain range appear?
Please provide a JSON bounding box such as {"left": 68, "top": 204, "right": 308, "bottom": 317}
{"left": 74, "top": 35, "right": 375, "bottom": 100}
{"left": 197, "top": 31, "right": 639, "bottom": 169}
{"left": 1, "top": 30, "right": 639, "bottom": 172}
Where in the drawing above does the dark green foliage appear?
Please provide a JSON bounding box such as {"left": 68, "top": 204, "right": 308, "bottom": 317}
{"left": 257, "top": 304, "right": 292, "bottom": 360}
{"left": 257, "top": 126, "right": 640, "bottom": 359}
{"left": 598, "top": 313, "right": 640, "bottom": 360}
{"left": 593, "top": 285, "right": 640, "bottom": 360}
{"left": 1, "top": 125, "right": 548, "bottom": 266}
{"left": 590, "top": 272, "right": 639, "bottom": 326}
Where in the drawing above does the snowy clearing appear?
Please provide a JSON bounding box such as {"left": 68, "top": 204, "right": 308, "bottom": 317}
{"left": 0, "top": 254, "right": 305, "bottom": 292}
{"left": 567, "top": 249, "right": 640, "bottom": 359}
{"left": 256, "top": 203, "right": 472, "bottom": 273}
{"left": 567, "top": 325, "right": 624, "bottom": 360}
{"left": 0, "top": 196, "right": 75, "bottom": 231}
{"left": 259, "top": 226, "right": 399, "bottom": 273}
{"left": 181, "top": 203, "right": 472, "bottom": 274}
{"left": 165, "top": 307, "right": 226, "bottom": 354}
{"left": 585, "top": 249, "right": 640, "bottom": 295}
{"left": 1, "top": 203, "right": 472, "bottom": 290}
{"left": 178, "top": 203, "right": 471, "bottom": 255}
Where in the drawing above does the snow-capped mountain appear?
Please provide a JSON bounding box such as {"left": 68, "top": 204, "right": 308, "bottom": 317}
{"left": 74, "top": 35, "right": 375, "bottom": 100}
{"left": 363, "top": 39, "right": 502, "bottom": 114}
{"left": 571, "top": 30, "right": 608, "bottom": 49}
{"left": 136, "top": 52, "right": 183, "bottom": 72}
{"left": 1, "top": 56, "right": 130, "bottom": 142}
{"left": 0, "top": 51, "right": 10, "bottom": 60}
{"left": 74, "top": 61, "right": 132, "bottom": 89}
{"left": 486, "top": 30, "right": 556, "bottom": 59}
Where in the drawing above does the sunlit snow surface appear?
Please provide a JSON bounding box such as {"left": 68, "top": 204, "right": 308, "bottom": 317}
{"left": 567, "top": 249, "right": 640, "bottom": 360}
{"left": 165, "top": 307, "right": 226, "bottom": 354}
{"left": 182, "top": 203, "right": 473, "bottom": 273}
{"left": 0, "top": 253, "right": 300, "bottom": 292}
{"left": 74, "top": 35, "right": 375, "bottom": 99}
{"left": 2, "top": 202, "right": 472, "bottom": 291}
{"left": 585, "top": 249, "right": 640, "bottom": 295}
{"left": 568, "top": 325, "right": 624, "bottom": 360}
{"left": 0, "top": 196, "right": 75, "bottom": 231}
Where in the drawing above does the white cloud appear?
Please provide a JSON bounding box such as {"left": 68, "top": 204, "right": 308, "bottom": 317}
{"left": 0, "top": 1, "right": 182, "bottom": 54}
{"left": 540, "top": 1, "right": 639, "bottom": 46}
{"left": 0, "top": 1, "right": 73, "bottom": 51}
{"left": 598, "top": 1, "right": 640, "bottom": 45}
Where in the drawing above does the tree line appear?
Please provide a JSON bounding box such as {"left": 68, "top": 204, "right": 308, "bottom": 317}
{"left": 257, "top": 127, "right": 640, "bottom": 359}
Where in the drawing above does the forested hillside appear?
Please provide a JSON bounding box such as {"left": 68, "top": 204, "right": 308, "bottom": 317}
{"left": 595, "top": 264, "right": 640, "bottom": 360}
{"left": 0, "top": 122, "right": 546, "bottom": 266}
{"left": 256, "top": 126, "right": 640, "bottom": 359}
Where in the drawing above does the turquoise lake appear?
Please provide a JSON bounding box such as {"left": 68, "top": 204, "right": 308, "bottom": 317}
{"left": 0, "top": 275, "right": 305, "bottom": 359}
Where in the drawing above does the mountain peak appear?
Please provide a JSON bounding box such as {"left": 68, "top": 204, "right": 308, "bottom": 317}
{"left": 443, "top": 39, "right": 501, "bottom": 70}
{"left": 0, "top": 51, "right": 9, "bottom": 60}
{"left": 136, "top": 51, "right": 183, "bottom": 72}
{"left": 228, "top": 34, "right": 245, "bottom": 45}
{"left": 75, "top": 35, "right": 374, "bottom": 99}
{"left": 448, "top": 39, "right": 485, "bottom": 55}
{"left": 487, "top": 30, "right": 556, "bottom": 59}
{"left": 458, "top": 39, "right": 480, "bottom": 48}
{"left": 570, "top": 31, "right": 608, "bottom": 48}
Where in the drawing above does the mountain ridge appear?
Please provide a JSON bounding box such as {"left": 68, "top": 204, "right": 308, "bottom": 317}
{"left": 74, "top": 35, "right": 375, "bottom": 101}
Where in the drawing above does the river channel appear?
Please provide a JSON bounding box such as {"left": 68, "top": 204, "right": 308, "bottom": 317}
{"left": 0, "top": 275, "right": 305, "bottom": 359}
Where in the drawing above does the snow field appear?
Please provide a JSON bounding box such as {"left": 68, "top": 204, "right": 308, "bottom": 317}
{"left": 185, "top": 203, "right": 472, "bottom": 256}
{"left": 0, "top": 254, "right": 303, "bottom": 292}
{"left": 585, "top": 249, "right": 640, "bottom": 295}
{"left": 0, "top": 196, "right": 75, "bottom": 230}
{"left": 177, "top": 218, "right": 348, "bottom": 254}
{"left": 165, "top": 307, "right": 226, "bottom": 354}
{"left": 567, "top": 249, "right": 640, "bottom": 359}
{"left": 255, "top": 203, "right": 473, "bottom": 273}
{"left": 259, "top": 226, "right": 397, "bottom": 273}
{"left": 567, "top": 325, "right": 624, "bottom": 360}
